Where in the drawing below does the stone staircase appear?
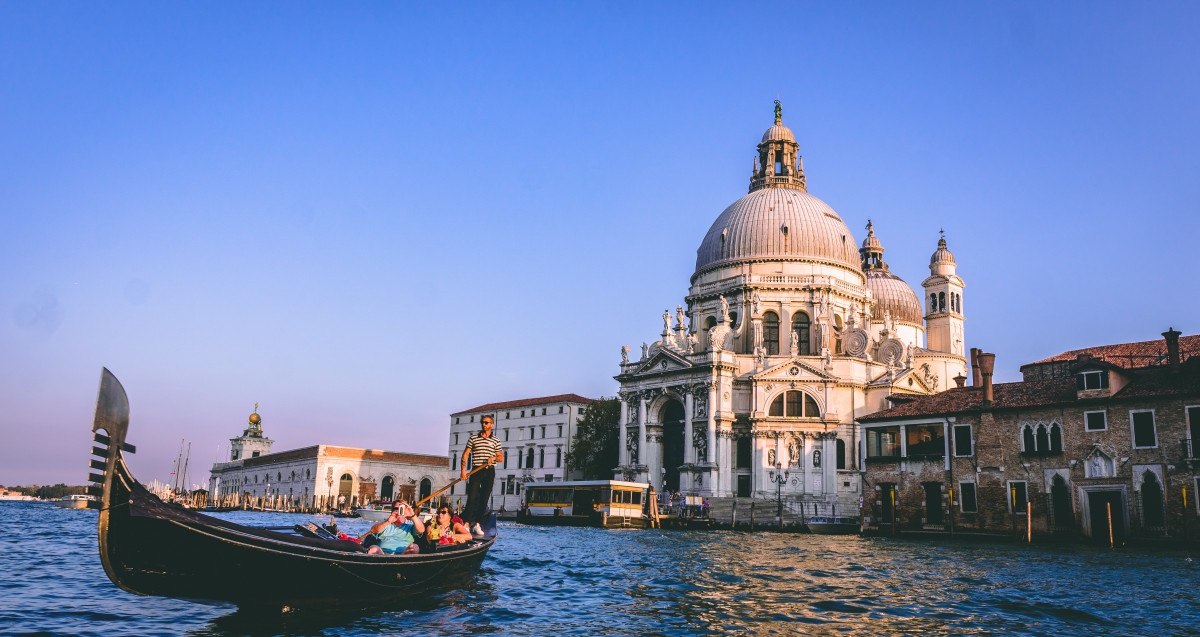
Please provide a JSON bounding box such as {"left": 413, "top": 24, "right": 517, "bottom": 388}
{"left": 705, "top": 496, "right": 807, "bottom": 528}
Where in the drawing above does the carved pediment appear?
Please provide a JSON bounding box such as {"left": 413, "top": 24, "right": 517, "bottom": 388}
{"left": 751, "top": 358, "right": 836, "bottom": 382}
{"left": 632, "top": 349, "right": 693, "bottom": 375}
{"left": 868, "top": 367, "right": 934, "bottom": 393}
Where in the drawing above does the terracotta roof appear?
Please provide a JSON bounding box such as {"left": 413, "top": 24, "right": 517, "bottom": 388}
{"left": 456, "top": 393, "right": 596, "bottom": 415}
{"left": 1023, "top": 334, "right": 1200, "bottom": 369}
{"left": 860, "top": 360, "right": 1200, "bottom": 422}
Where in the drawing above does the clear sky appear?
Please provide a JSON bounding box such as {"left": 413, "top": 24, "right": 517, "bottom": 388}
{"left": 2, "top": 3, "right": 1198, "bottom": 486}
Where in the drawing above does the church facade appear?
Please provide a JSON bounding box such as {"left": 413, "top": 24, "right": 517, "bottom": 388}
{"left": 614, "top": 104, "right": 969, "bottom": 512}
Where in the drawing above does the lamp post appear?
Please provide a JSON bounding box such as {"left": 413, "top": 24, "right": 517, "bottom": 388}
{"left": 768, "top": 463, "right": 789, "bottom": 527}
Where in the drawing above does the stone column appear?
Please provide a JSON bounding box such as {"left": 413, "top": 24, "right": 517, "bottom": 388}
{"left": 618, "top": 395, "right": 629, "bottom": 468}
{"left": 638, "top": 395, "right": 648, "bottom": 470}
{"left": 707, "top": 383, "right": 717, "bottom": 465}
{"left": 683, "top": 390, "right": 695, "bottom": 465}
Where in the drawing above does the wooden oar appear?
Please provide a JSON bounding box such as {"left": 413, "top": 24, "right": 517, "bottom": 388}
{"left": 414, "top": 460, "right": 494, "bottom": 511}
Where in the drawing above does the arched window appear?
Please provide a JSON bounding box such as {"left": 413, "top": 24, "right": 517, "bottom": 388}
{"left": 930, "top": 293, "right": 937, "bottom": 313}
{"left": 833, "top": 315, "right": 844, "bottom": 354}
{"left": 526, "top": 449, "right": 535, "bottom": 469}
{"left": 539, "top": 448, "right": 545, "bottom": 468}
{"left": 1035, "top": 425, "right": 1050, "bottom": 452}
{"left": 938, "top": 292, "right": 946, "bottom": 312}
{"left": 768, "top": 391, "right": 821, "bottom": 418}
{"left": 791, "top": 311, "right": 810, "bottom": 356}
{"left": 1142, "top": 471, "right": 1165, "bottom": 527}
{"left": 1049, "top": 423, "right": 1062, "bottom": 453}
{"left": 836, "top": 439, "right": 846, "bottom": 469}
{"left": 705, "top": 316, "right": 717, "bottom": 330}
{"left": 729, "top": 312, "right": 739, "bottom": 329}
{"left": 556, "top": 448, "right": 562, "bottom": 468}
{"left": 1022, "top": 425, "right": 1036, "bottom": 452}
{"left": 516, "top": 449, "right": 523, "bottom": 467}
{"left": 763, "top": 311, "right": 779, "bottom": 355}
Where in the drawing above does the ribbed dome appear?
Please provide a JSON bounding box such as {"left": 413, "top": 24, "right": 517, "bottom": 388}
{"left": 865, "top": 270, "right": 924, "bottom": 325}
{"left": 694, "top": 188, "right": 860, "bottom": 274}
{"left": 761, "top": 124, "right": 795, "bottom": 143}
{"left": 930, "top": 236, "right": 955, "bottom": 266}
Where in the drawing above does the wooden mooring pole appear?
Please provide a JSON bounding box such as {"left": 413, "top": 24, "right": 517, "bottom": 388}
{"left": 1107, "top": 502, "right": 1114, "bottom": 549}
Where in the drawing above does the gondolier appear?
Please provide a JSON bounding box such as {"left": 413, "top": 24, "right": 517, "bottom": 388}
{"left": 461, "top": 414, "right": 503, "bottom": 537}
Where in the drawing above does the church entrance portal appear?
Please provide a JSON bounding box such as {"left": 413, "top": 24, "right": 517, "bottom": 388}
{"left": 660, "top": 399, "right": 685, "bottom": 492}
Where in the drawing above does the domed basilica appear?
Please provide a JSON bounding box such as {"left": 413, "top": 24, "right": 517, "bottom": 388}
{"left": 615, "top": 103, "right": 968, "bottom": 508}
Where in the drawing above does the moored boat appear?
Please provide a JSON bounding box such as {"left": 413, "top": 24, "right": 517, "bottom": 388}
{"left": 356, "top": 504, "right": 395, "bottom": 522}
{"left": 88, "top": 368, "right": 497, "bottom": 608}
{"left": 806, "top": 515, "right": 860, "bottom": 535}
{"left": 55, "top": 494, "right": 97, "bottom": 509}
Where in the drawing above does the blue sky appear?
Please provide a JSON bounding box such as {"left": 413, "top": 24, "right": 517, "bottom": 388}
{"left": 2, "top": 3, "right": 1198, "bottom": 486}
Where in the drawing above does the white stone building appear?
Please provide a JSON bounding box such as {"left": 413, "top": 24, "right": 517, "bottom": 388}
{"left": 208, "top": 409, "right": 452, "bottom": 508}
{"left": 447, "top": 394, "right": 595, "bottom": 511}
{"left": 614, "top": 103, "right": 969, "bottom": 511}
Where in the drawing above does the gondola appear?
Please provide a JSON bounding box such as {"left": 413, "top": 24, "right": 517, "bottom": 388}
{"left": 87, "top": 368, "right": 497, "bottom": 608}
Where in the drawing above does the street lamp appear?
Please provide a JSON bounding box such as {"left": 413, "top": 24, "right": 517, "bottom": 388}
{"left": 768, "top": 462, "right": 789, "bottom": 527}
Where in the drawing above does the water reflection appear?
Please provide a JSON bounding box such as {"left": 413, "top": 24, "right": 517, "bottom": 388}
{"left": 2, "top": 503, "right": 1198, "bottom": 636}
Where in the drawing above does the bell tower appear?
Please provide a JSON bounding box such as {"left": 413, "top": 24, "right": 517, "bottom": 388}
{"left": 922, "top": 231, "right": 965, "bottom": 356}
{"left": 749, "top": 101, "right": 806, "bottom": 193}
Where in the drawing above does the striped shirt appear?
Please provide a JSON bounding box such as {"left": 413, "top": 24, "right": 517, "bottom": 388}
{"left": 465, "top": 432, "right": 502, "bottom": 469}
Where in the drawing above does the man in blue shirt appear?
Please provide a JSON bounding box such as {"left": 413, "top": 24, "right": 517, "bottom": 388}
{"left": 365, "top": 502, "right": 425, "bottom": 554}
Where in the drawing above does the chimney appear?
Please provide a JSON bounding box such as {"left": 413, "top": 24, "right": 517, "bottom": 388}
{"left": 953, "top": 374, "right": 966, "bottom": 388}
{"left": 977, "top": 352, "right": 996, "bottom": 404}
{"left": 970, "top": 348, "right": 982, "bottom": 386}
{"left": 1163, "top": 327, "right": 1181, "bottom": 368}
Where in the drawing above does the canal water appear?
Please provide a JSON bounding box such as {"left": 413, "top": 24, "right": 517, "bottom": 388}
{"left": 3, "top": 501, "right": 1198, "bottom": 636}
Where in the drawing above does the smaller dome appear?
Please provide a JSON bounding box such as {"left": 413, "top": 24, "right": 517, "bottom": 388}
{"left": 762, "top": 124, "right": 795, "bottom": 143}
{"left": 866, "top": 270, "right": 924, "bottom": 325}
{"left": 861, "top": 220, "right": 882, "bottom": 252}
{"left": 930, "top": 235, "right": 955, "bottom": 266}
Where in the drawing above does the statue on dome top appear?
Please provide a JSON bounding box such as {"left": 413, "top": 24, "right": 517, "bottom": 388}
{"left": 774, "top": 100, "right": 782, "bottom": 125}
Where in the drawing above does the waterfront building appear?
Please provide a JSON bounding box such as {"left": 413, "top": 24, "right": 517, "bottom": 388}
{"left": 858, "top": 329, "right": 1200, "bottom": 543}
{"left": 447, "top": 394, "right": 595, "bottom": 511}
{"left": 208, "top": 408, "right": 451, "bottom": 508}
{"left": 614, "top": 103, "right": 968, "bottom": 514}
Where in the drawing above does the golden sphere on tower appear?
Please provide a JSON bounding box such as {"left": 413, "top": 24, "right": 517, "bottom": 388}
{"left": 248, "top": 412, "right": 261, "bottom": 425}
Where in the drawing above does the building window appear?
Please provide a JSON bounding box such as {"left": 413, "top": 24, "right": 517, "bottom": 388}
{"left": 454, "top": 433, "right": 459, "bottom": 445}
{"left": 452, "top": 456, "right": 457, "bottom": 470}
{"left": 542, "top": 408, "right": 547, "bottom": 415}
{"left": 1077, "top": 371, "right": 1109, "bottom": 390}
{"left": 1021, "top": 422, "right": 1063, "bottom": 455}
{"left": 251, "top": 451, "right": 260, "bottom": 458}
{"left": 736, "top": 437, "right": 751, "bottom": 468}
{"left": 959, "top": 482, "right": 978, "bottom": 513}
{"left": 1131, "top": 410, "right": 1157, "bottom": 448}
{"left": 953, "top": 424, "right": 973, "bottom": 457}
{"left": 556, "top": 448, "right": 562, "bottom": 468}
{"left": 470, "top": 415, "right": 474, "bottom": 422}
{"left": 763, "top": 311, "right": 780, "bottom": 355}
{"left": 526, "top": 450, "right": 535, "bottom": 469}
{"left": 1186, "top": 406, "right": 1200, "bottom": 458}
{"left": 541, "top": 426, "right": 546, "bottom": 439}
{"left": 559, "top": 406, "right": 564, "bottom": 413}
{"left": 539, "top": 448, "right": 545, "bottom": 468}
{"left": 866, "top": 427, "right": 901, "bottom": 459}
{"left": 504, "top": 429, "right": 509, "bottom": 441}
{"left": 578, "top": 407, "right": 585, "bottom": 415}
{"left": 938, "top": 291, "right": 946, "bottom": 312}
{"left": 791, "top": 311, "right": 811, "bottom": 355}
{"left": 516, "top": 449, "right": 523, "bottom": 467}
{"left": 1008, "top": 481, "right": 1028, "bottom": 514}
{"left": 520, "top": 410, "right": 525, "bottom": 417}
{"left": 836, "top": 439, "right": 846, "bottom": 469}
{"left": 502, "top": 451, "right": 509, "bottom": 469}
{"left": 558, "top": 425, "right": 563, "bottom": 438}
{"left": 1084, "top": 411, "right": 1107, "bottom": 431}
{"left": 833, "top": 315, "right": 843, "bottom": 354}
{"left": 906, "top": 424, "right": 945, "bottom": 458}
{"left": 455, "top": 417, "right": 460, "bottom": 424}
{"left": 768, "top": 390, "right": 820, "bottom": 418}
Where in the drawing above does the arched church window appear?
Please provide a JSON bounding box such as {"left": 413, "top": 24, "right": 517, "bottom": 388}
{"left": 768, "top": 391, "right": 821, "bottom": 418}
{"left": 792, "top": 311, "right": 811, "bottom": 355}
{"left": 729, "top": 312, "right": 739, "bottom": 329}
{"left": 938, "top": 292, "right": 946, "bottom": 313}
{"left": 1022, "top": 426, "right": 1035, "bottom": 452}
{"left": 1049, "top": 423, "right": 1062, "bottom": 453}
{"left": 763, "top": 311, "right": 779, "bottom": 355}
{"left": 836, "top": 439, "right": 846, "bottom": 469}
{"left": 705, "top": 316, "right": 717, "bottom": 330}
{"left": 833, "top": 315, "right": 843, "bottom": 354}
{"left": 930, "top": 293, "right": 937, "bottom": 313}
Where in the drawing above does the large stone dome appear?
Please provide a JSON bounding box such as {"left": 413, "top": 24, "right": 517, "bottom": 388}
{"left": 694, "top": 188, "right": 861, "bottom": 275}
{"left": 865, "top": 269, "right": 924, "bottom": 326}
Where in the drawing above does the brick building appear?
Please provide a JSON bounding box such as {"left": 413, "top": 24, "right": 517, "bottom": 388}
{"left": 857, "top": 329, "right": 1200, "bottom": 544}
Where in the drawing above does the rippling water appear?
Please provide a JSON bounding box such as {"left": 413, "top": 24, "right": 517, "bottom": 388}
{"left": 3, "top": 501, "right": 1198, "bottom": 636}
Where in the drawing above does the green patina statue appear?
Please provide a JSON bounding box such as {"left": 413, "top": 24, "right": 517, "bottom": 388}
{"left": 774, "top": 100, "right": 782, "bottom": 124}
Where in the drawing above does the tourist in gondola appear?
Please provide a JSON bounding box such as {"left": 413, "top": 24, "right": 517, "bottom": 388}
{"left": 426, "top": 505, "right": 472, "bottom": 546}
{"left": 365, "top": 502, "right": 425, "bottom": 555}
{"left": 460, "top": 414, "right": 503, "bottom": 538}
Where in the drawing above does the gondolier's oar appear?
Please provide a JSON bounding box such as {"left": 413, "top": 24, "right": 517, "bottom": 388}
{"left": 414, "top": 460, "right": 495, "bottom": 511}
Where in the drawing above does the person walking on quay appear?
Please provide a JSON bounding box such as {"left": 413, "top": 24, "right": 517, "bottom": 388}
{"left": 461, "top": 414, "right": 503, "bottom": 538}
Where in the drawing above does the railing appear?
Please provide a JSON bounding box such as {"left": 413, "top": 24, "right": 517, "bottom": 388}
{"left": 1020, "top": 449, "right": 1065, "bottom": 458}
